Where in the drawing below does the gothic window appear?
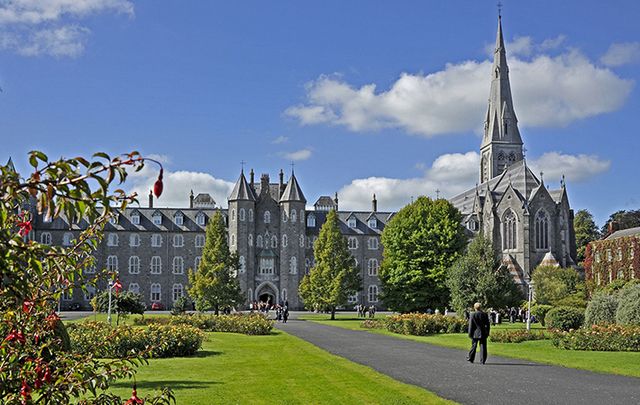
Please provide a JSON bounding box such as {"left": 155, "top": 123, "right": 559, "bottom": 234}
{"left": 272, "top": 235, "right": 278, "bottom": 248}
{"left": 248, "top": 209, "right": 254, "bottom": 222}
{"left": 282, "top": 234, "right": 288, "bottom": 247}
{"left": 152, "top": 212, "right": 162, "bottom": 225}
{"left": 291, "top": 210, "right": 297, "bottom": 223}
{"left": 367, "top": 259, "right": 379, "bottom": 276}
{"left": 195, "top": 234, "right": 205, "bottom": 248}
{"left": 257, "top": 235, "right": 263, "bottom": 248}
{"left": 259, "top": 258, "right": 274, "bottom": 275}
{"left": 307, "top": 214, "right": 316, "bottom": 228}
{"left": 282, "top": 288, "right": 287, "bottom": 302}
{"left": 129, "top": 256, "right": 140, "bottom": 274}
{"left": 617, "top": 248, "right": 623, "bottom": 261}
{"left": 535, "top": 210, "right": 549, "bottom": 250}
{"left": 348, "top": 237, "right": 358, "bottom": 250}
{"left": 150, "top": 256, "right": 162, "bottom": 274}
{"left": 239, "top": 208, "right": 245, "bottom": 221}
{"left": 248, "top": 234, "right": 253, "bottom": 246}
{"left": 230, "top": 234, "right": 236, "bottom": 247}
{"left": 106, "top": 255, "right": 118, "bottom": 271}
{"left": 508, "top": 152, "right": 516, "bottom": 162}
{"left": 172, "top": 256, "right": 184, "bottom": 274}
{"left": 502, "top": 210, "right": 517, "bottom": 250}
{"left": 282, "top": 210, "right": 288, "bottom": 223}
{"left": 231, "top": 209, "right": 236, "bottom": 221}
{"left": 300, "top": 210, "right": 305, "bottom": 224}
{"left": 239, "top": 256, "right": 246, "bottom": 274}
{"left": 196, "top": 213, "right": 206, "bottom": 226}
{"left": 348, "top": 293, "right": 357, "bottom": 304}
{"left": 63, "top": 232, "right": 73, "bottom": 246}
{"left": 368, "top": 237, "right": 379, "bottom": 250}
{"left": 107, "top": 233, "right": 119, "bottom": 247}
{"left": 150, "top": 283, "right": 161, "bottom": 302}
{"left": 130, "top": 233, "right": 140, "bottom": 247}
{"left": 368, "top": 285, "right": 379, "bottom": 303}
{"left": 151, "top": 234, "right": 162, "bottom": 247}
{"left": 128, "top": 283, "right": 140, "bottom": 294}
{"left": 173, "top": 234, "right": 184, "bottom": 247}
{"left": 172, "top": 284, "right": 184, "bottom": 302}
{"left": 248, "top": 288, "right": 253, "bottom": 301}
{"left": 264, "top": 211, "right": 271, "bottom": 224}
{"left": 40, "top": 232, "right": 51, "bottom": 245}
{"left": 290, "top": 257, "right": 297, "bottom": 275}
{"left": 174, "top": 212, "right": 184, "bottom": 226}
{"left": 498, "top": 151, "right": 505, "bottom": 161}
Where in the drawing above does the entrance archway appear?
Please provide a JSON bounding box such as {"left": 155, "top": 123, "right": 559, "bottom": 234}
{"left": 255, "top": 281, "right": 279, "bottom": 307}
{"left": 258, "top": 292, "right": 275, "bottom": 306}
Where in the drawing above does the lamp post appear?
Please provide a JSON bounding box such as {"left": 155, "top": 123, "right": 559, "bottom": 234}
{"left": 107, "top": 278, "right": 122, "bottom": 326}
{"left": 526, "top": 278, "right": 535, "bottom": 331}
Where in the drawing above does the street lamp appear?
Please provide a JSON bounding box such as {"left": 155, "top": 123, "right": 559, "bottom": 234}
{"left": 107, "top": 278, "right": 122, "bottom": 326}
{"left": 526, "top": 278, "right": 535, "bottom": 331}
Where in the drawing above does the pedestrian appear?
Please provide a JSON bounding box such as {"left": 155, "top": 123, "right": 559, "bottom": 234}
{"left": 283, "top": 306, "right": 289, "bottom": 323}
{"left": 467, "top": 302, "right": 491, "bottom": 364}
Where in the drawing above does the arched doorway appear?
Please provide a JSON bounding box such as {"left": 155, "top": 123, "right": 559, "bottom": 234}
{"left": 258, "top": 292, "right": 275, "bottom": 306}
{"left": 255, "top": 281, "right": 278, "bottom": 307}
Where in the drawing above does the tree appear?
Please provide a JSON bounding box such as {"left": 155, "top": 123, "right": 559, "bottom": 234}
{"left": 446, "top": 235, "right": 523, "bottom": 314}
{"left": 532, "top": 265, "right": 584, "bottom": 306}
{"left": 299, "top": 210, "right": 361, "bottom": 320}
{"left": 601, "top": 209, "right": 640, "bottom": 236}
{"left": 573, "top": 209, "right": 600, "bottom": 264}
{"left": 379, "top": 196, "right": 466, "bottom": 313}
{"left": 188, "top": 211, "right": 243, "bottom": 315}
{"left": 93, "top": 291, "right": 146, "bottom": 325}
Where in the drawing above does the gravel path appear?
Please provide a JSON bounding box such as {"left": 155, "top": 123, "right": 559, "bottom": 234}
{"left": 277, "top": 320, "right": 640, "bottom": 405}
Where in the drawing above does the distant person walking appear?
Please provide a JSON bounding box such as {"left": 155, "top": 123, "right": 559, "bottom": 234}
{"left": 467, "top": 302, "right": 491, "bottom": 364}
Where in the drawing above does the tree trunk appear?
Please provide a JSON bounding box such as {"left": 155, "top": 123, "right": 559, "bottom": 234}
{"left": 331, "top": 307, "right": 336, "bottom": 320}
{"left": 215, "top": 304, "right": 219, "bottom": 316}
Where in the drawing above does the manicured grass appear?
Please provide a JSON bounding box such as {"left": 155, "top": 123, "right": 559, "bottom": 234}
{"left": 304, "top": 315, "right": 640, "bottom": 377}
{"left": 106, "top": 329, "right": 454, "bottom": 405}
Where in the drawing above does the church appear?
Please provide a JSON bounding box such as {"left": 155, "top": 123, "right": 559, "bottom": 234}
{"left": 29, "top": 16, "right": 576, "bottom": 310}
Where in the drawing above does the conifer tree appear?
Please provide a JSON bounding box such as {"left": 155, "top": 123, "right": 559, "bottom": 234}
{"left": 299, "top": 210, "right": 361, "bottom": 319}
{"left": 188, "top": 211, "right": 243, "bottom": 315}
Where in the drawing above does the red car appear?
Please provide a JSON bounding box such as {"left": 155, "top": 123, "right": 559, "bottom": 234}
{"left": 151, "top": 302, "right": 164, "bottom": 310}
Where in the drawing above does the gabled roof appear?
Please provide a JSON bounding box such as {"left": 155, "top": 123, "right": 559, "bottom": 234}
{"left": 229, "top": 171, "right": 257, "bottom": 201}
{"left": 605, "top": 226, "right": 640, "bottom": 240}
{"left": 280, "top": 172, "right": 306, "bottom": 203}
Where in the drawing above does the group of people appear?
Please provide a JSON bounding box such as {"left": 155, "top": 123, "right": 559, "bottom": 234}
{"left": 248, "top": 300, "right": 289, "bottom": 323}
{"left": 355, "top": 304, "right": 377, "bottom": 318}
{"left": 274, "top": 304, "right": 290, "bottom": 323}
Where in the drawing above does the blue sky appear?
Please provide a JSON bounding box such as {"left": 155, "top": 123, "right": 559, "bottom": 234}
{"left": 1, "top": 1, "right": 638, "bottom": 226}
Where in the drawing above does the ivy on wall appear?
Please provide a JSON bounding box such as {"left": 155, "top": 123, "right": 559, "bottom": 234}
{"left": 585, "top": 236, "right": 640, "bottom": 292}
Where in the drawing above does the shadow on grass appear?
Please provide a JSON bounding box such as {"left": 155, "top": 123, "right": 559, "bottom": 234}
{"left": 112, "top": 380, "right": 222, "bottom": 390}
{"left": 194, "top": 350, "right": 223, "bottom": 358}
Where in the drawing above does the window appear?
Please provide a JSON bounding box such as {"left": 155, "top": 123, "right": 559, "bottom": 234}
{"left": 152, "top": 213, "right": 162, "bottom": 225}
{"left": 256, "top": 235, "right": 263, "bottom": 248}
{"left": 290, "top": 256, "right": 297, "bottom": 275}
{"left": 239, "top": 256, "right": 246, "bottom": 274}
{"left": 129, "top": 283, "right": 140, "bottom": 294}
{"left": 107, "top": 233, "right": 119, "bottom": 247}
{"left": 259, "top": 258, "right": 274, "bottom": 275}
{"left": 535, "top": 210, "right": 549, "bottom": 250}
{"left": 196, "top": 213, "right": 206, "bottom": 226}
{"left": 239, "top": 208, "right": 246, "bottom": 221}
{"left": 130, "top": 233, "right": 140, "bottom": 247}
{"left": 368, "top": 218, "right": 377, "bottom": 229}
{"left": 617, "top": 248, "right": 623, "bottom": 261}
{"left": 248, "top": 209, "right": 254, "bottom": 222}
{"left": 173, "top": 234, "right": 184, "bottom": 247}
{"left": 282, "top": 234, "right": 288, "bottom": 247}
{"left": 368, "top": 285, "right": 378, "bottom": 303}
{"left": 62, "top": 232, "right": 73, "bottom": 246}
{"left": 248, "top": 288, "right": 253, "bottom": 302}
{"left": 305, "top": 258, "right": 311, "bottom": 274}
{"left": 282, "top": 210, "right": 288, "bottom": 223}
{"left": 307, "top": 214, "right": 316, "bottom": 228}
{"left": 194, "top": 256, "right": 202, "bottom": 271}
{"left": 282, "top": 288, "right": 287, "bottom": 302}
{"left": 230, "top": 234, "right": 236, "bottom": 247}
{"left": 595, "top": 252, "right": 601, "bottom": 263}
{"left": 617, "top": 269, "right": 624, "bottom": 279}
{"left": 264, "top": 211, "right": 271, "bottom": 224}
{"left": 129, "top": 256, "right": 140, "bottom": 274}
{"left": 231, "top": 209, "right": 236, "bottom": 221}
{"left": 291, "top": 210, "right": 297, "bottom": 223}
{"left": 83, "top": 285, "right": 96, "bottom": 301}
{"left": 348, "top": 294, "right": 357, "bottom": 304}
{"left": 502, "top": 210, "right": 517, "bottom": 250}
{"left": 172, "top": 284, "right": 184, "bottom": 302}
{"left": 41, "top": 232, "right": 51, "bottom": 245}
{"left": 368, "top": 237, "right": 379, "bottom": 250}
{"left": 348, "top": 216, "right": 357, "bottom": 228}
{"left": 150, "top": 283, "right": 161, "bottom": 302}
{"left": 248, "top": 234, "right": 253, "bottom": 246}
{"left": 106, "top": 255, "right": 118, "bottom": 271}
{"left": 62, "top": 290, "right": 72, "bottom": 301}
{"left": 109, "top": 215, "right": 118, "bottom": 225}
{"left": 174, "top": 212, "right": 184, "bottom": 226}
{"left": 131, "top": 213, "right": 140, "bottom": 225}
{"left": 195, "top": 234, "right": 205, "bottom": 248}
{"left": 607, "top": 249, "right": 612, "bottom": 262}
{"left": 299, "top": 234, "right": 304, "bottom": 247}
{"left": 348, "top": 237, "right": 358, "bottom": 250}
{"left": 272, "top": 235, "right": 278, "bottom": 248}
{"left": 151, "top": 234, "right": 162, "bottom": 247}
{"left": 367, "top": 258, "right": 379, "bottom": 276}
{"left": 150, "top": 256, "right": 162, "bottom": 274}
{"left": 300, "top": 210, "right": 305, "bottom": 224}
{"left": 173, "top": 256, "right": 184, "bottom": 274}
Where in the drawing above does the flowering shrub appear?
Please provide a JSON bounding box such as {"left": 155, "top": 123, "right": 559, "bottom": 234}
{"left": 67, "top": 321, "right": 204, "bottom": 358}
{"left": 552, "top": 324, "right": 640, "bottom": 351}
{"left": 135, "top": 313, "right": 274, "bottom": 335}
{"left": 489, "top": 329, "right": 548, "bottom": 343}
{"left": 361, "top": 319, "right": 385, "bottom": 329}
{"left": 385, "top": 314, "right": 467, "bottom": 336}
{"left": 545, "top": 306, "right": 584, "bottom": 331}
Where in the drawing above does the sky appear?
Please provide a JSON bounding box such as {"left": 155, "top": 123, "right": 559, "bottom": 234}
{"left": 1, "top": 1, "right": 639, "bottom": 227}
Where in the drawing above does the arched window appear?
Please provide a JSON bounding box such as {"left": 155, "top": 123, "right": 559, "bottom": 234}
{"left": 256, "top": 235, "right": 263, "bottom": 248}
{"left": 272, "top": 235, "right": 278, "bottom": 248}
{"left": 264, "top": 211, "right": 271, "bottom": 224}
{"left": 307, "top": 214, "right": 315, "bottom": 227}
{"left": 40, "top": 232, "right": 51, "bottom": 245}
{"left": 150, "top": 283, "right": 161, "bottom": 302}
{"left": 535, "top": 210, "right": 549, "bottom": 250}
{"left": 196, "top": 213, "right": 206, "bottom": 226}
{"left": 130, "top": 233, "right": 140, "bottom": 247}
{"left": 282, "top": 210, "right": 288, "bottom": 223}
{"left": 239, "top": 256, "right": 246, "bottom": 274}
{"left": 173, "top": 234, "right": 184, "bottom": 247}
{"left": 502, "top": 210, "right": 517, "bottom": 250}
{"left": 230, "top": 234, "right": 236, "bottom": 247}
{"left": 106, "top": 255, "right": 118, "bottom": 271}
{"left": 129, "top": 256, "right": 140, "bottom": 274}
{"left": 231, "top": 209, "right": 236, "bottom": 221}
{"left": 348, "top": 237, "right": 358, "bottom": 250}
{"left": 368, "top": 237, "right": 379, "bottom": 250}
{"left": 151, "top": 234, "right": 162, "bottom": 247}
{"left": 195, "top": 234, "right": 205, "bottom": 247}
{"left": 248, "top": 288, "right": 253, "bottom": 302}
{"left": 172, "top": 284, "right": 184, "bottom": 302}
{"left": 282, "top": 288, "right": 287, "bottom": 302}
{"left": 368, "top": 285, "right": 378, "bottom": 303}
{"left": 299, "top": 234, "right": 304, "bottom": 247}
{"left": 367, "top": 258, "right": 379, "bottom": 276}
{"left": 248, "top": 234, "right": 253, "bottom": 246}
{"left": 291, "top": 210, "right": 297, "bottom": 223}
{"left": 248, "top": 209, "right": 254, "bottom": 222}
{"left": 107, "top": 233, "right": 119, "bottom": 247}
{"left": 173, "top": 256, "right": 184, "bottom": 274}
{"left": 282, "top": 234, "right": 288, "bottom": 247}
{"left": 62, "top": 232, "right": 73, "bottom": 246}
{"left": 290, "top": 256, "right": 297, "bottom": 275}
{"left": 239, "top": 208, "right": 245, "bottom": 221}
{"left": 128, "top": 283, "right": 140, "bottom": 294}
{"left": 150, "top": 256, "right": 162, "bottom": 274}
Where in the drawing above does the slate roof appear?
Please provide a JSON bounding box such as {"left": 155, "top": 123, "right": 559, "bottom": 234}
{"left": 305, "top": 211, "right": 393, "bottom": 236}
{"left": 228, "top": 172, "right": 257, "bottom": 201}
{"left": 605, "top": 226, "right": 640, "bottom": 240}
{"left": 280, "top": 173, "right": 306, "bottom": 203}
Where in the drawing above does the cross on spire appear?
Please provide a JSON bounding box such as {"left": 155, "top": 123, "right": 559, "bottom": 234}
{"left": 497, "top": 1, "right": 503, "bottom": 17}
{"left": 290, "top": 161, "right": 295, "bottom": 174}
{"left": 240, "top": 160, "right": 246, "bottom": 172}
{"left": 435, "top": 189, "right": 440, "bottom": 199}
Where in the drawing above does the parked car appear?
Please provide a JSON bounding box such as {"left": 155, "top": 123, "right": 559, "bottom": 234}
{"left": 68, "top": 302, "right": 81, "bottom": 311}
{"left": 151, "top": 302, "right": 164, "bottom": 310}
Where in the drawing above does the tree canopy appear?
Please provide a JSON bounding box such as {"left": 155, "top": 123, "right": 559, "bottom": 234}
{"left": 601, "top": 209, "right": 640, "bottom": 236}
{"left": 574, "top": 209, "right": 600, "bottom": 264}
{"left": 532, "top": 265, "right": 585, "bottom": 307}
{"left": 299, "top": 210, "right": 361, "bottom": 319}
{"left": 379, "top": 196, "right": 466, "bottom": 313}
{"left": 188, "top": 211, "right": 243, "bottom": 315}
{"left": 446, "top": 235, "right": 522, "bottom": 314}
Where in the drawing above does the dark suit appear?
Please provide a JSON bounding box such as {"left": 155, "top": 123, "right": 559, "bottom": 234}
{"left": 467, "top": 310, "right": 490, "bottom": 364}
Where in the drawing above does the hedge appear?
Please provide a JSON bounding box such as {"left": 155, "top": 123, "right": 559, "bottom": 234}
{"left": 385, "top": 314, "right": 467, "bottom": 336}
{"left": 552, "top": 324, "right": 640, "bottom": 352}
{"left": 489, "top": 329, "right": 548, "bottom": 343}
{"left": 545, "top": 306, "right": 584, "bottom": 331}
{"left": 135, "top": 313, "right": 274, "bottom": 335}
{"left": 616, "top": 284, "right": 640, "bottom": 326}
{"left": 530, "top": 304, "right": 553, "bottom": 327}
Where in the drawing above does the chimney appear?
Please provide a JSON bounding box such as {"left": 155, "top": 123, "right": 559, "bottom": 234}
{"left": 279, "top": 169, "right": 284, "bottom": 194}
{"left": 608, "top": 221, "right": 620, "bottom": 236}
{"left": 250, "top": 169, "right": 255, "bottom": 188}
{"left": 260, "top": 174, "right": 270, "bottom": 196}
{"left": 334, "top": 192, "right": 339, "bottom": 211}
{"left": 372, "top": 194, "right": 378, "bottom": 212}
{"left": 189, "top": 190, "right": 194, "bottom": 209}
{"left": 148, "top": 190, "right": 153, "bottom": 208}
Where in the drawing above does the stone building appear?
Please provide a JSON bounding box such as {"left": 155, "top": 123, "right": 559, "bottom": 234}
{"left": 585, "top": 226, "right": 640, "bottom": 288}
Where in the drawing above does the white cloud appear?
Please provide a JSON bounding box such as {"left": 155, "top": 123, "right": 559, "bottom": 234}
{"left": 0, "top": 0, "right": 134, "bottom": 57}
{"left": 337, "top": 151, "right": 610, "bottom": 211}
{"left": 287, "top": 44, "right": 633, "bottom": 137}
{"left": 272, "top": 135, "right": 289, "bottom": 144}
{"left": 529, "top": 152, "right": 611, "bottom": 183}
{"left": 601, "top": 42, "right": 640, "bottom": 67}
{"left": 281, "top": 148, "right": 312, "bottom": 161}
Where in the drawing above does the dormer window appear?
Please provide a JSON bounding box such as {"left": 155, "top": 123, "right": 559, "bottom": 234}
{"left": 109, "top": 215, "right": 118, "bottom": 225}
{"left": 368, "top": 217, "right": 377, "bottom": 229}
{"left": 196, "top": 213, "right": 206, "bottom": 226}
{"left": 131, "top": 212, "right": 140, "bottom": 225}
{"left": 348, "top": 216, "right": 357, "bottom": 229}
{"left": 174, "top": 212, "right": 184, "bottom": 226}
{"left": 307, "top": 214, "right": 316, "bottom": 228}
{"left": 152, "top": 212, "right": 162, "bottom": 226}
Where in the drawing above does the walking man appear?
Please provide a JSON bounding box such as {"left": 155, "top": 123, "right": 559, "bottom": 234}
{"left": 467, "top": 302, "right": 490, "bottom": 364}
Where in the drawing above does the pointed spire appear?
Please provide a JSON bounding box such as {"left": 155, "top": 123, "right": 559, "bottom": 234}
{"left": 6, "top": 157, "right": 16, "bottom": 172}
{"left": 229, "top": 170, "right": 257, "bottom": 201}
{"left": 280, "top": 171, "right": 306, "bottom": 203}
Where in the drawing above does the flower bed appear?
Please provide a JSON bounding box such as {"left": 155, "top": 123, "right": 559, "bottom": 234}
{"left": 134, "top": 313, "right": 274, "bottom": 335}
{"left": 360, "top": 319, "right": 385, "bottom": 329}
{"left": 552, "top": 324, "right": 640, "bottom": 352}
{"left": 385, "top": 313, "right": 467, "bottom": 336}
{"left": 489, "top": 329, "right": 548, "bottom": 343}
{"left": 67, "top": 321, "right": 204, "bottom": 358}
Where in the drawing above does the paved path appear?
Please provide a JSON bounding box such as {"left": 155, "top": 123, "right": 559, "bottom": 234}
{"left": 277, "top": 320, "right": 640, "bottom": 405}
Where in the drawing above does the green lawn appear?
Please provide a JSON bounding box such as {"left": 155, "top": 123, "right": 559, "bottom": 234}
{"left": 302, "top": 314, "right": 640, "bottom": 378}
{"left": 106, "top": 330, "right": 453, "bottom": 405}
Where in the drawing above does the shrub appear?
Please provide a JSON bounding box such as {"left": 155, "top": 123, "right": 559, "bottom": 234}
{"left": 489, "top": 330, "right": 548, "bottom": 343}
{"left": 93, "top": 291, "right": 146, "bottom": 324}
{"left": 530, "top": 304, "right": 553, "bottom": 327}
{"left": 361, "top": 319, "right": 385, "bottom": 329}
{"left": 584, "top": 292, "right": 618, "bottom": 326}
{"left": 385, "top": 314, "right": 467, "bottom": 336}
{"left": 136, "top": 313, "right": 274, "bottom": 335}
{"left": 616, "top": 284, "right": 640, "bottom": 326}
{"left": 552, "top": 324, "right": 640, "bottom": 351}
{"left": 67, "top": 321, "right": 204, "bottom": 358}
{"left": 545, "top": 306, "right": 584, "bottom": 331}
{"left": 171, "top": 296, "right": 190, "bottom": 316}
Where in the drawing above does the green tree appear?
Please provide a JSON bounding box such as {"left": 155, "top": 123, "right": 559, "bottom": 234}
{"left": 573, "top": 209, "right": 600, "bottom": 264}
{"left": 380, "top": 196, "right": 466, "bottom": 313}
{"left": 299, "top": 210, "right": 361, "bottom": 320}
{"left": 601, "top": 209, "right": 640, "bottom": 235}
{"left": 93, "top": 291, "right": 146, "bottom": 325}
{"left": 446, "top": 235, "right": 523, "bottom": 314}
{"left": 188, "top": 211, "right": 243, "bottom": 315}
{"left": 532, "top": 265, "right": 584, "bottom": 307}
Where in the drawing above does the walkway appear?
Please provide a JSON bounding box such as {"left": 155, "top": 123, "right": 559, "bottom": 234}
{"left": 277, "top": 320, "right": 640, "bottom": 405}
